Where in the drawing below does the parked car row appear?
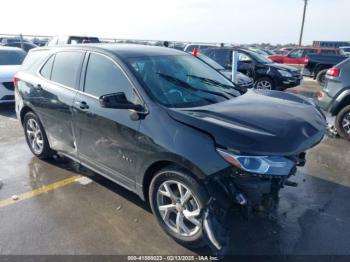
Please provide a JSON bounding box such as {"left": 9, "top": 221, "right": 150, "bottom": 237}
{"left": 268, "top": 47, "right": 342, "bottom": 67}
{"left": 201, "top": 47, "right": 302, "bottom": 90}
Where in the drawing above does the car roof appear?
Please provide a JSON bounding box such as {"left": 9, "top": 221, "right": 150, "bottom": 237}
{"left": 32, "top": 43, "right": 187, "bottom": 58}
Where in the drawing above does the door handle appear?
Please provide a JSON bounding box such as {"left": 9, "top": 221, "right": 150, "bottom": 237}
{"left": 74, "top": 101, "right": 89, "bottom": 110}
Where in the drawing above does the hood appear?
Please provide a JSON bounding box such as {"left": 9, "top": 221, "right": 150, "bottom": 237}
{"left": 269, "top": 63, "right": 300, "bottom": 72}
{"left": 167, "top": 90, "right": 326, "bottom": 156}
{"left": 0, "top": 65, "right": 21, "bottom": 81}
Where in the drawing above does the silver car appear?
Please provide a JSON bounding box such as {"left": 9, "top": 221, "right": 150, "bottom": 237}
{"left": 0, "top": 47, "right": 25, "bottom": 104}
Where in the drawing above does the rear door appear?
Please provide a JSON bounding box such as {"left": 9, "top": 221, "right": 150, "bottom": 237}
{"left": 36, "top": 51, "right": 85, "bottom": 156}
{"left": 72, "top": 52, "right": 143, "bottom": 190}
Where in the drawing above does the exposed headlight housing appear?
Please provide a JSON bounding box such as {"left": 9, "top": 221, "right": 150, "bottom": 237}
{"left": 217, "top": 148, "right": 295, "bottom": 176}
{"left": 278, "top": 69, "right": 293, "bottom": 78}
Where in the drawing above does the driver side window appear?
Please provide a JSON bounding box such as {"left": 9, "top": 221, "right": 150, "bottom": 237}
{"left": 84, "top": 53, "right": 138, "bottom": 104}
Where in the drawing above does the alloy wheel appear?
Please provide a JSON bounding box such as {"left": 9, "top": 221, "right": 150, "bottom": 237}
{"left": 342, "top": 112, "right": 350, "bottom": 134}
{"left": 156, "top": 180, "right": 201, "bottom": 237}
{"left": 255, "top": 80, "right": 272, "bottom": 90}
{"left": 26, "top": 118, "right": 44, "bottom": 154}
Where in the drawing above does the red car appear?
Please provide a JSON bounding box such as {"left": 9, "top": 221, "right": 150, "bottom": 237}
{"left": 269, "top": 47, "right": 341, "bottom": 67}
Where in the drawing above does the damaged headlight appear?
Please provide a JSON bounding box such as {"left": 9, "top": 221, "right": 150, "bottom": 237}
{"left": 217, "top": 149, "right": 295, "bottom": 176}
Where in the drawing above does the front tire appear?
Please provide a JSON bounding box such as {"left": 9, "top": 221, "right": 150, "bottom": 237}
{"left": 23, "top": 112, "right": 54, "bottom": 159}
{"left": 149, "top": 166, "right": 209, "bottom": 247}
{"left": 255, "top": 77, "right": 275, "bottom": 90}
{"left": 335, "top": 105, "right": 350, "bottom": 141}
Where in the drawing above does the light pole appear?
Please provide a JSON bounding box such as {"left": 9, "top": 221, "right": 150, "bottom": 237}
{"left": 299, "top": 0, "right": 309, "bottom": 46}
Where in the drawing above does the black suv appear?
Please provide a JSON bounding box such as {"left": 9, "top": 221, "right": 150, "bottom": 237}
{"left": 15, "top": 44, "right": 325, "bottom": 249}
{"left": 202, "top": 47, "right": 302, "bottom": 90}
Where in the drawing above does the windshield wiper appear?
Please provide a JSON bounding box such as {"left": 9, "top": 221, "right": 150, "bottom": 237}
{"left": 186, "top": 74, "right": 244, "bottom": 93}
{"left": 157, "top": 73, "right": 231, "bottom": 100}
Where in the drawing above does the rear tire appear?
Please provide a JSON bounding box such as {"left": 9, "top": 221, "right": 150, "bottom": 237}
{"left": 149, "top": 165, "right": 209, "bottom": 248}
{"left": 316, "top": 69, "right": 328, "bottom": 86}
{"left": 23, "top": 112, "right": 54, "bottom": 159}
{"left": 335, "top": 105, "right": 350, "bottom": 141}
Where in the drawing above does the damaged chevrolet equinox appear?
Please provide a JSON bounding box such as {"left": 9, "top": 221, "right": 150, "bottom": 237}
{"left": 15, "top": 45, "right": 326, "bottom": 250}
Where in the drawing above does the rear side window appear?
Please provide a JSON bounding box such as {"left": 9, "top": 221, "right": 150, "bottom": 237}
{"left": 40, "top": 55, "right": 55, "bottom": 79}
{"left": 0, "top": 50, "right": 26, "bottom": 65}
{"left": 319, "top": 50, "right": 337, "bottom": 55}
{"left": 304, "top": 49, "right": 317, "bottom": 55}
{"left": 84, "top": 53, "right": 135, "bottom": 101}
{"left": 21, "top": 50, "right": 50, "bottom": 73}
{"left": 51, "top": 51, "right": 84, "bottom": 88}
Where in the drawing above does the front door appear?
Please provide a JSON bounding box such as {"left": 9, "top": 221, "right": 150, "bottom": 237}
{"left": 72, "top": 52, "right": 143, "bottom": 190}
{"left": 237, "top": 52, "right": 254, "bottom": 78}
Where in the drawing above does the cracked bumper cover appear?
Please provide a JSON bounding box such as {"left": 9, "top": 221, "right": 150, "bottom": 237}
{"left": 204, "top": 153, "right": 305, "bottom": 209}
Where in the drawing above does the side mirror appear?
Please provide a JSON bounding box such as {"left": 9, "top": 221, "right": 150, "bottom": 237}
{"left": 99, "top": 92, "right": 144, "bottom": 111}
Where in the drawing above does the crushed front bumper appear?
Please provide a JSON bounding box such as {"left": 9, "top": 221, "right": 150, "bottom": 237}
{"left": 204, "top": 152, "right": 305, "bottom": 211}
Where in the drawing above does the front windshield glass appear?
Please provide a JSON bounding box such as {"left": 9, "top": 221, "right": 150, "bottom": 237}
{"left": 246, "top": 50, "right": 272, "bottom": 64}
{"left": 126, "top": 55, "right": 240, "bottom": 108}
{"left": 197, "top": 53, "right": 225, "bottom": 70}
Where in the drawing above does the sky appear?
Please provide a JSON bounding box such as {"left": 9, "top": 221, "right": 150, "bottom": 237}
{"left": 2, "top": 0, "right": 349, "bottom": 45}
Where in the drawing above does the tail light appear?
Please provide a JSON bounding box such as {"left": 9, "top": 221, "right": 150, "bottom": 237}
{"left": 304, "top": 57, "right": 309, "bottom": 64}
{"left": 326, "top": 67, "right": 340, "bottom": 77}
{"left": 13, "top": 76, "right": 19, "bottom": 88}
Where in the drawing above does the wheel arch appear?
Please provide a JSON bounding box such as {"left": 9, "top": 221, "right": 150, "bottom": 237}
{"left": 141, "top": 157, "right": 207, "bottom": 203}
{"left": 333, "top": 93, "right": 350, "bottom": 116}
{"left": 20, "top": 106, "right": 35, "bottom": 126}
{"left": 255, "top": 75, "right": 276, "bottom": 89}
{"left": 314, "top": 64, "right": 330, "bottom": 77}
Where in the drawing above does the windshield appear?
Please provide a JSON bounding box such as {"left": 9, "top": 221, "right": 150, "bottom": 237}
{"left": 246, "top": 50, "right": 272, "bottom": 64}
{"left": 126, "top": 55, "right": 240, "bottom": 108}
{"left": 0, "top": 50, "right": 26, "bottom": 65}
{"left": 197, "top": 53, "right": 225, "bottom": 70}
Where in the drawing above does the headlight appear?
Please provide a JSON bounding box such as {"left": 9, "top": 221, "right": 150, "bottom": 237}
{"left": 217, "top": 149, "right": 295, "bottom": 176}
{"left": 278, "top": 69, "right": 293, "bottom": 78}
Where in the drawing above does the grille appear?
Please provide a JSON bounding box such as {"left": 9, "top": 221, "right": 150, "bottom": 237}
{"left": 2, "top": 82, "right": 14, "bottom": 90}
